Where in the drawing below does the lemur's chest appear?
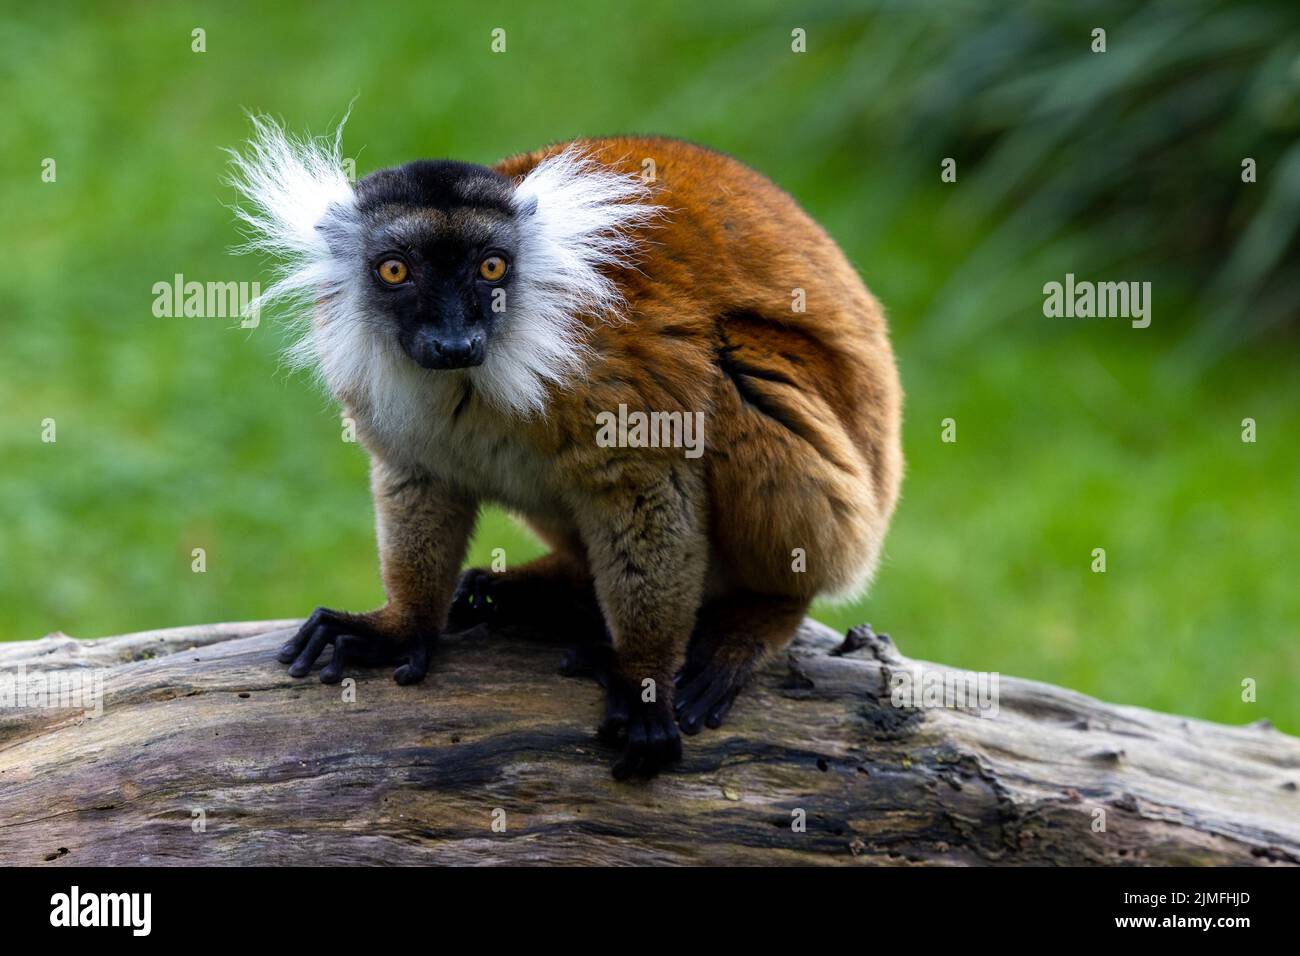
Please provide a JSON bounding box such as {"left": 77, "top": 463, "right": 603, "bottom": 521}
{"left": 429, "top": 419, "right": 560, "bottom": 515}
{"left": 356, "top": 370, "right": 567, "bottom": 518}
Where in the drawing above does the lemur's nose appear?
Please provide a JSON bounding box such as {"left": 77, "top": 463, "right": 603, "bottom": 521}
{"left": 432, "top": 335, "right": 484, "bottom": 367}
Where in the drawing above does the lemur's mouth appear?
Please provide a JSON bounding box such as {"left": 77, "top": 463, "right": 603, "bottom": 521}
{"left": 413, "top": 353, "right": 485, "bottom": 371}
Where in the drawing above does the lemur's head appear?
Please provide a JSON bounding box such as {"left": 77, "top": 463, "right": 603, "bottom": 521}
{"left": 349, "top": 161, "right": 523, "bottom": 371}
{"left": 228, "top": 116, "right": 656, "bottom": 416}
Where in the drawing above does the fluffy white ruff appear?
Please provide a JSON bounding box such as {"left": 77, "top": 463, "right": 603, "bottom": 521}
{"left": 227, "top": 117, "right": 658, "bottom": 419}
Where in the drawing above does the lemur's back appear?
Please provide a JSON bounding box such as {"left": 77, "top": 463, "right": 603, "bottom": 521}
{"left": 497, "top": 136, "right": 903, "bottom": 601}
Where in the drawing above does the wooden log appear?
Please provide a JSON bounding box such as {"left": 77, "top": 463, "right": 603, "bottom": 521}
{"left": 0, "top": 618, "right": 1296, "bottom": 866}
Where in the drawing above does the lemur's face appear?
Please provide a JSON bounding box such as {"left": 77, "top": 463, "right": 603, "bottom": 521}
{"left": 352, "top": 162, "right": 521, "bottom": 370}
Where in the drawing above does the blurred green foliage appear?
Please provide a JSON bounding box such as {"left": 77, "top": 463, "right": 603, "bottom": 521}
{"left": 1, "top": 1, "right": 1296, "bottom": 731}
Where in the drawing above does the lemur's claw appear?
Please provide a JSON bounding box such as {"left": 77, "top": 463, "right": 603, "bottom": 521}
{"left": 279, "top": 607, "right": 427, "bottom": 685}
{"left": 447, "top": 568, "right": 500, "bottom": 631}
{"left": 673, "top": 660, "right": 747, "bottom": 735}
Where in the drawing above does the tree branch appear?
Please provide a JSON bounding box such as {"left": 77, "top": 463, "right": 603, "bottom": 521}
{"left": 1, "top": 619, "right": 1296, "bottom": 865}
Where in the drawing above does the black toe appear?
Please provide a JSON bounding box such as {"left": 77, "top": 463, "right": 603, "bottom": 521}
{"left": 673, "top": 661, "right": 748, "bottom": 735}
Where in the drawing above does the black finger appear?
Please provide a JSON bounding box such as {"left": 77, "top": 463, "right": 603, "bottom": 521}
{"left": 288, "top": 623, "right": 333, "bottom": 678}
{"left": 612, "top": 722, "right": 649, "bottom": 781}
{"left": 705, "top": 688, "right": 740, "bottom": 729}
{"left": 598, "top": 680, "right": 632, "bottom": 744}
{"left": 393, "top": 637, "right": 431, "bottom": 685}
{"left": 320, "top": 633, "right": 359, "bottom": 684}
{"left": 677, "top": 673, "right": 728, "bottom": 735}
{"left": 277, "top": 614, "right": 320, "bottom": 664}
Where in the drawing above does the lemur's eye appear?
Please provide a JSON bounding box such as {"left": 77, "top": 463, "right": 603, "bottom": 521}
{"left": 377, "top": 258, "right": 409, "bottom": 285}
{"left": 479, "top": 255, "right": 508, "bottom": 282}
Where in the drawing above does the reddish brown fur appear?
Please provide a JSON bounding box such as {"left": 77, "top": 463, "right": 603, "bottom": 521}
{"left": 493, "top": 137, "right": 903, "bottom": 611}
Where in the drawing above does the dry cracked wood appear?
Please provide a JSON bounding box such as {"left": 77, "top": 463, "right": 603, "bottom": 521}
{"left": 0, "top": 618, "right": 1296, "bottom": 865}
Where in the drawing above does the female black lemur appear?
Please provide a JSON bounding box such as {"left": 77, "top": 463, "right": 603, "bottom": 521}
{"left": 231, "top": 119, "right": 903, "bottom": 779}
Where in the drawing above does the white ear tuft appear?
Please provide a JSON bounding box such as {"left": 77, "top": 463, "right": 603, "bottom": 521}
{"left": 225, "top": 114, "right": 362, "bottom": 373}
{"left": 478, "top": 145, "right": 660, "bottom": 416}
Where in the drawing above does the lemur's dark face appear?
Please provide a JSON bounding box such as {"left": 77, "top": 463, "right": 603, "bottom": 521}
{"left": 352, "top": 161, "right": 521, "bottom": 370}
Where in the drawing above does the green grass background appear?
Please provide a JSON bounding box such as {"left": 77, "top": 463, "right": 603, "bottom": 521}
{"left": 1, "top": 1, "right": 1296, "bottom": 732}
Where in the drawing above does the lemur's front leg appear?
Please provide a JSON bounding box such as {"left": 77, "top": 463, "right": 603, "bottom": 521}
{"left": 278, "top": 460, "right": 477, "bottom": 685}
{"left": 576, "top": 464, "right": 707, "bottom": 780}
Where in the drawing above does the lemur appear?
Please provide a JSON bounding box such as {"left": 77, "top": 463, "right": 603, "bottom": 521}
{"left": 230, "top": 119, "right": 903, "bottom": 779}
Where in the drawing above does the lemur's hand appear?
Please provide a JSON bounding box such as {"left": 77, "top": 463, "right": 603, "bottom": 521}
{"left": 276, "top": 606, "right": 432, "bottom": 685}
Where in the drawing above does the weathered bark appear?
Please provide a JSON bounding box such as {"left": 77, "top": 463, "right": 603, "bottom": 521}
{"left": 0, "top": 618, "right": 1296, "bottom": 866}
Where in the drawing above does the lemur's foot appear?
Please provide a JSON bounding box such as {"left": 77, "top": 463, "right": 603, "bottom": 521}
{"left": 277, "top": 607, "right": 431, "bottom": 685}
{"left": 447, "top": 568, "right": 501, "bottom": 632}
{"left": 599, "top": 679, "right": 682, "bottom": 780}
{"left": 673, "top": 652, "right": 754, "bottom": 735}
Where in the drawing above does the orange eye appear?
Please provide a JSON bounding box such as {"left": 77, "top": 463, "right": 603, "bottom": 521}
{"left": 479, "top": 255, "right": 507, "bottom": 282}
{"left": 378, "top": 259, "right": 408, "bottom": 284}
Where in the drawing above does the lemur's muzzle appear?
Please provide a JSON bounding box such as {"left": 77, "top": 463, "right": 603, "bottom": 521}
{"left": 407, "top": 326, "right": 485, "bottom": 370}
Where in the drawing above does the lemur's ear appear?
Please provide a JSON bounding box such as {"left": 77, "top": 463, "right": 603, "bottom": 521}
{"left": 515, "top": 192, "right": 539, "bottom": 218}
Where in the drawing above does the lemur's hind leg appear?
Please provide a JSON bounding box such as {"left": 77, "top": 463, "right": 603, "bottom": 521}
{"left": 449, "top": 550, "right": 591, "bottom": 635}
{"left": 675, "top": 592, "right": 808, "bottom": 735}
{"left": 447, "top": 549, "right": 616, "bottom": 683}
